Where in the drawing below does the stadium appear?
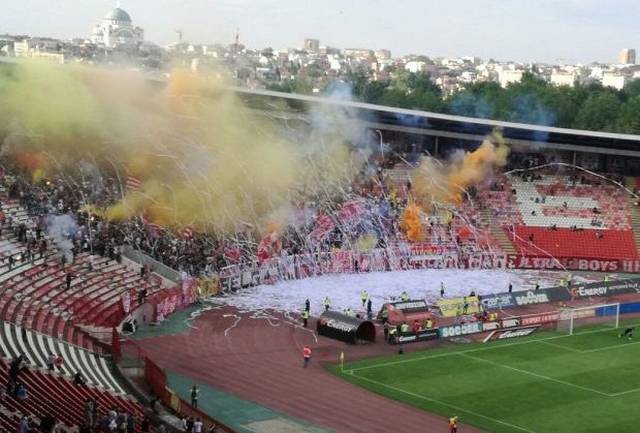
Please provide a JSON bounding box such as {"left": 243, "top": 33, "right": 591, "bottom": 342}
{"left": 2, "top": 58, "right": 640, "bottom": 433}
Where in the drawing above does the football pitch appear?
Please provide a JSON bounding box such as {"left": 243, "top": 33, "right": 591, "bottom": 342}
{"left": 334, "top": 320, "right": 640, "bottom": 433}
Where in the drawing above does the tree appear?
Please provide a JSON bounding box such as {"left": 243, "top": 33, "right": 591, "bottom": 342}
{"left": 617, "top": 95, "right": 640, "bottom": 133}
{"left": 573, "top": 92, "right": 621, "bottom": 131}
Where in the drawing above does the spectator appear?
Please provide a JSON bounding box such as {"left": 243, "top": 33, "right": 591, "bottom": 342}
{"left": 46, "top": 353, "right": 56, "bottom": 371}
{"left": 15, "top": 382, "right": 27, "bottom": 399}
{"left": 191, "top": 384, "right": 199, "bottom": 408}
{"left": 126, "top": 413, "right": 136, "bottom": 433}
{"left": 39, "top": 414, "right": 56, "bottom": 433}
{"left": 73, "top": 371, "right": 86, "bottom": 386}
{"left": 116, "top": 411, "right": 127, "bottom": 433}
{"left": 194, "top": 418, "right": 203, "bottom": 433}
{"left": 84, "top": 400, "right": 94, "bottom": 428}
{"left": 55, "top": 354, "right": 64, "bottom": 371}
{"left": 17, "top": 415, "right": 30, "bottom": 433}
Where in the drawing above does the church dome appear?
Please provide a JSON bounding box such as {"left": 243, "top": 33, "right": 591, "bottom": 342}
{"left": 104, "top": 8, "right": 132, "bottom": 23}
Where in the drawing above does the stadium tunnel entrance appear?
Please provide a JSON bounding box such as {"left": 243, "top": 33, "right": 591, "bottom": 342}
{"left": 317, "top": 311, "right": 376, "bottom": 344}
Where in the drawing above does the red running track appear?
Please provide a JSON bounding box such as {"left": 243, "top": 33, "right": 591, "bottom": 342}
{"left": 135, "top": 307, "right": 487, "bottom": 433}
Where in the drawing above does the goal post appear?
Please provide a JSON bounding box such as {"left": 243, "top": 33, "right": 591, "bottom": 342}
{"left": 556, "top": 303, "right": 620, "bottom": 336}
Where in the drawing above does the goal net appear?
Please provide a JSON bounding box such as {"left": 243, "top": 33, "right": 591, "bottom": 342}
{"left": 556, "top": 303, "right": 620, "bottom": 336}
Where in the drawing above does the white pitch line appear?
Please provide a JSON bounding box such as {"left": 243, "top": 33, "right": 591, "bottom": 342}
{"left": 458, "top": 353, "right": 611, "bottom": 397}
{"left": 351, "top": 324, "right": 640, "bottom": 372}
{"left": 582, "top": 339, "right": 640, "bottom": 353}
{"left": 351, "top": 371, "right": 538, "bottom": 433}
{"left": 608, "top": 387, "right": 640, "bottom": 397}
{"left": 535, "top": 340, "right": 582, "bottom": 353}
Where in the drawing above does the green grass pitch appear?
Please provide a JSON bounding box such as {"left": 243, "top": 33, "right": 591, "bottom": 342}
{"left": 333, "top": 320, "right": 640, "bottom": 433}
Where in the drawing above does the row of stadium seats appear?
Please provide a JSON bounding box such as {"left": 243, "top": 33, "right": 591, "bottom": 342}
{"left": 509, "top": 226, "right": 639, "bottom": 259}
{"left": 476, "top": 173, "right": 639, "bottom": 259}
{"left": 0, "top": 182, "right": 157, "bottom": 431}
{"left": 0, "top": 320, "right": 124, "bottom": 393}
{"left": 510, "top": 176, "right": 631, "bottom": 230}
{"left": 0, "top": 359, "right": 150, "bottom": 432}
{"left": 0, "top": 250, "right": 158, "bottom": 352}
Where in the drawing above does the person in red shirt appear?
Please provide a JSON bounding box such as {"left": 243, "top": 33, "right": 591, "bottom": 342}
{"left": 448, "top": 416, "right": 458, "bottom": 433}
{"left": 55, "top": 354, "right": 63, "bottom": 371}
{"left": 412, "top": 320, "right": 421, "bottom": 333}
{"left": 303, "top": 345, "right": 311, "bottom": 368}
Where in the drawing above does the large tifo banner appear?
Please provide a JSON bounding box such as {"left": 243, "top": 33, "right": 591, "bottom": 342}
{"left": 218, "top": 249, "right": 507, "bottom": 292}
{"left": 507, "top": 255, "right": 640, "bottom": 273}
{"left": 217, "top": 245, "right": 640, "bottom": 293}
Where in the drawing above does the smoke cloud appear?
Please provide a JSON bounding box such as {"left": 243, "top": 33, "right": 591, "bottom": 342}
{"left": 411, "top": 129, "right": 509, "bottom": 206}
{"left": 0, "top": 62, "right": 364, "bottom": 236}
{"left": 399, "top": 130, "right": 509, "bottom": 240}
{"left": 45, "top": 213, "right": 78, "bottom": 260}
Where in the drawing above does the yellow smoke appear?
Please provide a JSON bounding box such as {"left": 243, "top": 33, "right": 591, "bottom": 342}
{"left": 411, "top": 130, "right": 509, "bottom": 206}
{"left": 0, "top": 61, "right": 359, "bottom": 234}
{"left": 400, "top": 203, "right": 425, "bottom": 242}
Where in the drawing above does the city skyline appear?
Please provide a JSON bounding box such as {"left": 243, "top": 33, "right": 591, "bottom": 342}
{"left": 3, "top": 0, "right": 640, "bottom": 64}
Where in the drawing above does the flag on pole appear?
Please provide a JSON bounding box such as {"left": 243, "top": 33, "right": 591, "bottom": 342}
{"left": 126, "top": 176, "right": 143, "bottom": 192}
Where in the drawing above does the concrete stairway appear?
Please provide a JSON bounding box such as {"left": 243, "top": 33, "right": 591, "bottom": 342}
{"left": 480, "top": 207, "right": 517, "bottom": 255}
{"left": 624, "top": 177, "right": 640, "bottom": 253}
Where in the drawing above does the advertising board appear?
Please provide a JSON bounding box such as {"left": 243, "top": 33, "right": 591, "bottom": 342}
{"left": 438, "top": 296, "right": 481, "bottom": 317}
{"left": 394, "top": 328, "right": 440, "bottom": 344}
{"left": 480, "top": 293, "right": 516, "bottom": 310}
{"left": 439, "top": 322, "right": 483, "bottom": 338}
{"left": 483, "top": 326, "right": 540, "bottom": 343}
{"left": 520, "top": 312, "right": 560, "bottom": 326}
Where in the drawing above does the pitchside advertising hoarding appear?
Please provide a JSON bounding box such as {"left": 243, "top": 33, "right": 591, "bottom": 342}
{"left": 569, "top": 278, "right": 640, "bottom": 298}
{"left": 438, "top": 296, "right": 481, "bottom": 317}
{"left": 439, "top": 322, "right": 483, "bottom": 338}
{"left": 483, "top": 326, "right": 540, "bottom": 342}
{"left": 480, "top": 293, "right": 517, "bottom": 310}
{"left": 395, "top": 328, "right": 439, "bottom": 344}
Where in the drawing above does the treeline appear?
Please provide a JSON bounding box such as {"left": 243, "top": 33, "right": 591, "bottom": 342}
{"left": 267, "top": 71, "right": 640, "bottom": 134}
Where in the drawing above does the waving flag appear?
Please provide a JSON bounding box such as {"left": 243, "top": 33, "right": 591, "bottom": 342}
{"left": 126, "top": 176, "right": 143, "bottom": 192}
{"left": 309, "top": 213, "right": 335, "bottom": 243}
{"left": 336, "top": 200, "right": 365, "bottom": 225}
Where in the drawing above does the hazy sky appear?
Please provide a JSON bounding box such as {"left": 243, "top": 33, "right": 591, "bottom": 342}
{"left": 3, "top": 0, "right": 639, "bottom": 64}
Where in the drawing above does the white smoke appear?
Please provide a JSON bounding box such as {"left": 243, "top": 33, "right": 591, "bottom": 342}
{"left": 45, "top": 213, "right": 78, "bottom": 261}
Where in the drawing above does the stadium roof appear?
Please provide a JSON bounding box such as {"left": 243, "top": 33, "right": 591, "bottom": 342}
{"left": 1, "top": 57, "right": 638, "bottom": 156}
{"left": 232, "top": 87, "right": 640, "bottom": 157}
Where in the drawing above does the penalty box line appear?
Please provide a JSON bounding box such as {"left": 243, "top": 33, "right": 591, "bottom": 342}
{"left": 350, "top": 370, "right": 538, "bottom": 433}
{"left": 351, "top": 322, "right": 640, "bottom": 373}
{"left": 457, "top": 353, "right": 611, "bottom": 397}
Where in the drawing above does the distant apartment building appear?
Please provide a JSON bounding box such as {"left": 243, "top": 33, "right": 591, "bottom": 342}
{"left": 619, "top": 48, "right": 636, "bottom": 65}
{"left": 303, "top": 38, "right": 319, "bottom": 53}
{"left": 375, "top": 49, "right": 391, "bottom": 60}
{"left": 405, "top": 61, "right": 427, "bottom": 73}
{"left": 343, "top": 48, "right": 373, "bottom": 58}
{"left": 602, "top": 72, "right": 628, "bottom": 90}
{"left": 550, "top": 71, "right": 577, "bottom": 87}
{"left": 498, "top": 69, "right": 523, "bottom": 87}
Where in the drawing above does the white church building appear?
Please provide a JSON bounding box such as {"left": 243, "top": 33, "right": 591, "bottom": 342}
{"left": 91, "top": 7, "right": 143, "bottom": 49}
